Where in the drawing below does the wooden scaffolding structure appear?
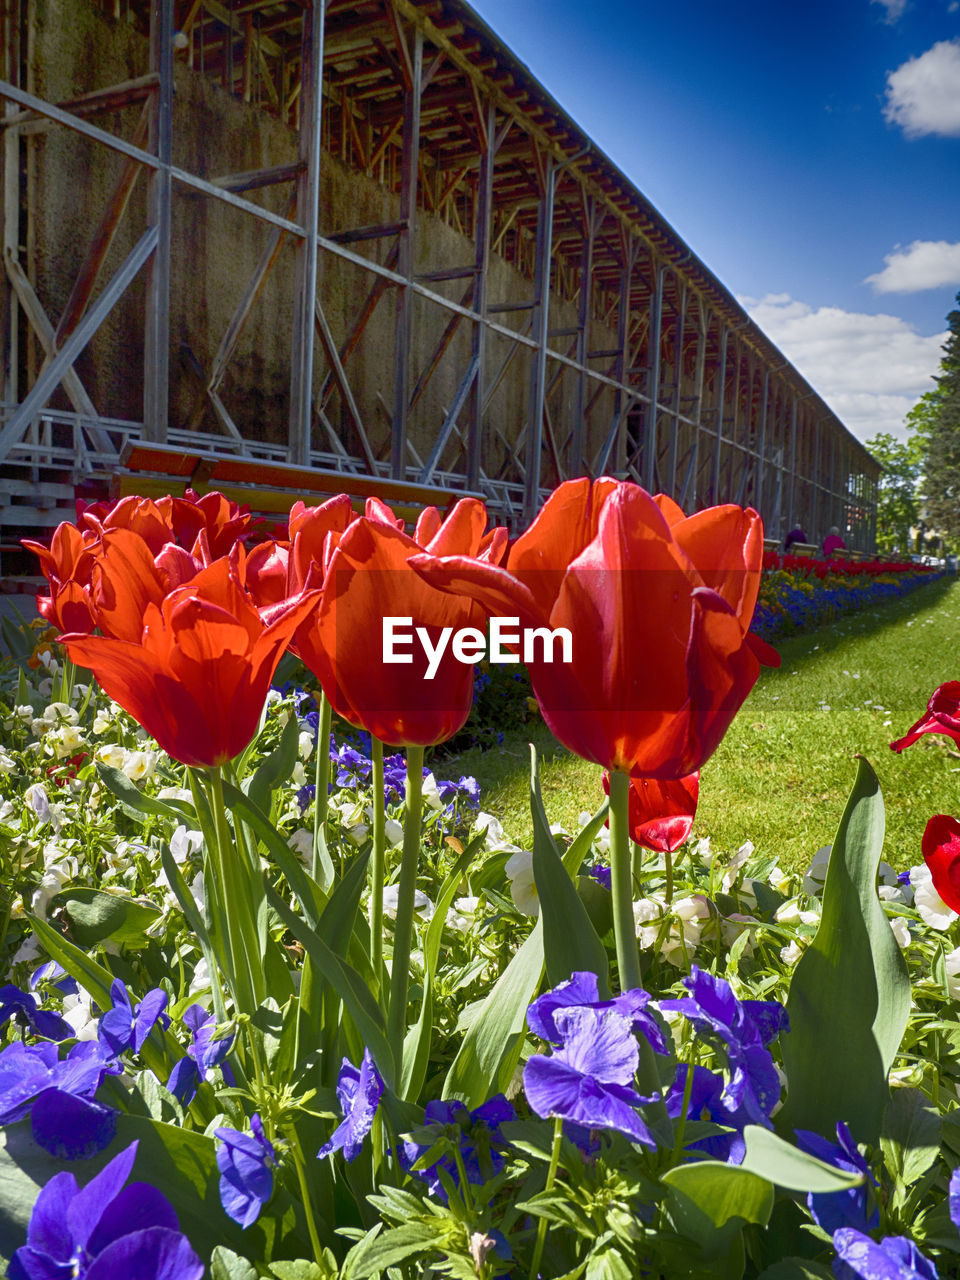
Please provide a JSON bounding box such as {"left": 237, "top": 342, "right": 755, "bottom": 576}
{"left": 0, "top": 0, "right": 879, "bottom": 558}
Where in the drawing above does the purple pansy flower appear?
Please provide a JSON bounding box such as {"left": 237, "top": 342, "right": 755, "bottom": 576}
{"left": 29, "top": 960, "right": 77, "bottom": 997}
{"left": 215, "top": 1113, "right": 276, "bottom": 1228}
{"left": 527, "top": 970, "right": 668, "bottom": 1056}
{"left": 665, "top": 1063, "right": 752, "bottom": 1163}
{"left": 524, "top": 1005, "right": 657, "bottom": 1147}
{"left": 832, "top": 1228, "right": 939, "bottom": 1279}
{"left": 400, "top": 1095, "right": 516, "bottom": 1202}
{"left": 0, "top": 1040, "right": 117, "bottom": 1159}
{"left": 318, "top": 1049, "right": 384, "bottom": 1162}
{"left": 9, "top": 1140, "right": 203, "bottom": 1280}
{"left": 97, "top": 980, "right": 168, "bottom": 1061}
{"left": 588, "top": 863, "right": 612, "bottom": 891}
{"left": 796, "top": 1123, "right": 877, "bottom": 1235}
{"left": 0, "top": 984, "right": 73, "bottom": 1042}
{"left": 167, "top": 1005, "right": 234, "bottom": 1105}
{"left": 659, "top": 966, "right": 787, "bottom": 1126}
{"left": 950, "top": 1167, "right": 960, "bottom": 1232}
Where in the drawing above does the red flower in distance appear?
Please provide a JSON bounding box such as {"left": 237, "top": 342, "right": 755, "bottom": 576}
{"left": 61, "top": 557, "right": 318, "bottom": 767}
{"left": 602, "top": 770, "right": 700, "bottom": 853}
{"left": 22, "top": 522, "right": 99, "bottom": 634}
{"left": 411, "top": 478, "right": 777, "bottom": 778}
{"left": 921, "top": 814, "right": 960, "bottom": 915}
{"left": 890, "top": 682, "right": 960, "bottom": 753}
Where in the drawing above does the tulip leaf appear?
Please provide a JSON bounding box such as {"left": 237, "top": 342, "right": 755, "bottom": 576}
{"left": 756, "top": 1262, "right": 833, "bottom": 1280}
{"left": 265, "top": 882, "right": 396, "bottom": 1092}
{"left": 441, "top": 918, "right": 544, "bottom": 1109}
{"left": 94, "top": 761, "right": 194, "bottom": 822}
{"left": 248, "top": 712, "right": 301, "bottom": 816}
{"left": 26, "top": 911, "right": 117, "bottom": 1010}
{"left": 221, "top": 780, "right": 326, "bottom": 928}
{"left": 663, "top": 1159, "right": 772, "bottom": 1273}
{"left": 401, "top": 839, "right": 481, "bottom": 1101}
{"left": 779, "top": 757, "right": 910, "bottom": 1144}
{"left": 49, "top": 887, "right": 161, "bottom": 948}
{"left": 740, "top": 1125, "right": 866, "bottom": 1192}
{"left": 529, "top": 746, "right": 609, "bottom": 997}
{"left": 880, "top": 1088, "right": 941, "bottom": 1188}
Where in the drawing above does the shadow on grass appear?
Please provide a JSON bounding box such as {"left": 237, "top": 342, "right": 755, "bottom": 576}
{"left": 759, "top": 574, "right": 955, "bottom": 680}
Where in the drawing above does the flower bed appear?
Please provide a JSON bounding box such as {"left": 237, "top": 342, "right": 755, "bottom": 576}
{"left": 752, "top": 553, "right": 943, "bottom": 641}
{"left": 2, "top": 484, "right": 960, "bottom": 1280}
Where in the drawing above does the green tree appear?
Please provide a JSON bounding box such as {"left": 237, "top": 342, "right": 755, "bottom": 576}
{"left": 917, "top": 293, "right": 960, "bottom": 549}
{"left": 865, "top": 430, "right": 922, "bottom": 553}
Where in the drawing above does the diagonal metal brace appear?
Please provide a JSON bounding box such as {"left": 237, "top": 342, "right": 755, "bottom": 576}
{"left": 0, "top": 226, "right": 158, "bottom": 463}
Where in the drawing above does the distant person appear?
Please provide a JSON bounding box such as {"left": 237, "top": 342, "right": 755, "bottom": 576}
{"left": 822, "top": 526, "right": 846, "bottom": 557}
{"left": 784, "top": 526, "right": 807, "bottom": 552}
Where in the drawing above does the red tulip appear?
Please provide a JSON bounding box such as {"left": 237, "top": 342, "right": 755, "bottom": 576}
{"left": 77, "top": 489, "right": 254, "bottom": 560}
{"left": 297, "top": 498, "right": 507, "bottom": 747}
{"left": 890, "top": 683, "right": 960, "bottom": 753}
{"left": 602, "top": 769, "right": 700, "bottom": 852}
{"left": 22, "top": 522, "right": 99, "bottom": 634}
{"left": 61, "top": 556, "right": 318, "bottom": 767}
{"left": 410, "top": 478, "right": 777, "bottom": 777}
{"left": 921, "top": 814, "right": 960, "bottom": 915}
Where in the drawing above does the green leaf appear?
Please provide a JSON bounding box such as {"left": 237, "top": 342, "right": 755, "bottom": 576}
{"left": 94, "top": 761, "right": 193, "bottom": 822}
{"left": 741, "top": 1126, "right": 866, "bottom": 1192}
{"left": 211, "top": 1247, "right": 259, "bottom": 1280}
{"left": 26, "top": 911, "right": 116, "bottom": 1009}
{"left": 401, "top": 838, "right": 481, "bottom": 1100}
{"left": 756, "top": 1261, "right": 833, "bottom": 1280}
{"left": 441, "top": 918, "right": 543, "bottom": 1108}
{"left": 343, "top": 1222, "right": 449, "bottom": 1279}
{"left": 265, "top": 882, "right": 395, "bottom": 1091}
{"left": 586, "top": 1249, "right": 633, "bottom": 1280}
{"left": 529, "top": 746, "right": 609, "bottom": 996}
{"left": 222, "top": 780, "right": 325, "bottom": 928}
{"left": 248, "top": 712, "right": 301, "bottom": 814}
{"left": 778, "top": 757, "right": 910, "bottom": 1144}
{"left": 270, "top": 1262, "right": 334, "bottom": 1280}
{"left": 881, "top": 1088, "right": 941, "bottom": 1188}
{"left": 50, "top": 887, "right": 160, "bottom": 948}
{"left": 662, "top": 1161, "right": 774, "bottom": 1232}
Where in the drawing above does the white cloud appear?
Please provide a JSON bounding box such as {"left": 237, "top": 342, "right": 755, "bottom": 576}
{"left": 871, "top": 0, "right": 907, "bottom": 21}
{"left": 739, "top": 293, "right": 946, "bottom": 442}
{"left": 883, "top": 39, "right": 960, "bottom": 137}
{"left": 867, "top": 240, "right": 960, "bottom": 292}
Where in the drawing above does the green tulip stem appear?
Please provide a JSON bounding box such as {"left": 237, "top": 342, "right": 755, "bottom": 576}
{"left": 312, "top": 692, "right": 332, "bottom": 880}
{"left": 284, "top": 1122, "right": 326, "bottom": 1269}
{"left": 528, "top": 1116, "right": 563, "bottom": 1280}
{"left": 664, "top": 848, "right": 674, "bottom": 905}
{"left": 631, "top": 840, "right": 643, "bottom": 893}
{"left": 370, "top": 737, "right": 386, "bottom": 994}
{"left": 386, "top": 744, "right": 424, "bottom": 1065}
{"left": 608, "top": 769, "right": 642, "bottom": 992}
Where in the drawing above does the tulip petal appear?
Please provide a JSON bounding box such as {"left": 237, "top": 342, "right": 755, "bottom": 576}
{"left": 921, "top": 814, "right": 960, "bottom": 915}
{"left": 671, "top": 504, "right": 764, "bottom": 622}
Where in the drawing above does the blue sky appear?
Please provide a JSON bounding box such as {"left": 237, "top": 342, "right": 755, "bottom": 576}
{"left": 467, "top": 0, "right": 960, "bottom": 443}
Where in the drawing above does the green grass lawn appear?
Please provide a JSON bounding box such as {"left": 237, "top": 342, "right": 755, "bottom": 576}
{"left": 441, "top": 575, "right": 960, "bottom": 876}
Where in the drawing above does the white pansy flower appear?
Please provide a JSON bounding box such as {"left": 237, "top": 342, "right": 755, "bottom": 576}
{"left": 170, "top": 826, "right": 203, "bottom": 863}
{"left": 43, "top": 702, "right": 79, "bottom": 726}
{"left": 24, "top": 782, "right": 52, "bottom": 822}
{"left": 92, "top": 709, "right": 113, "bottom": 734}
{"left": 578, "top": 809, "right": 611, "bottom": 854}
{"left": 97, "top": 743, "right": 126, "bottom": 770}
{"left": 802, "top": 846, "right": 832, "bottom": 896}
{"left": 345, "top": 821, "right": 368, "bottom": 846}
{"left": 382, "top": 885, "right": 435, "bottom": 920}
{"left": 0, "top": 749, "right": 16, "bottom": 773}
{"left": 291, "top": 762, "right": 306, "bottom": 787}
{"left": 157, "top": 787, "right": 193, "bottom": 804}
{"left": 31, "top": 863, "right": 75, "bottom": 916}
{"left": 421, "top": 773, "right": 444, "bottom": 812}
{"left": 889, "top": 916, "right": 911, "bottom": 949}
{"left": 476, "top": 811, "right": 521, "bottom": 853}
{"left": 288, "top": 829, "right": 314, "bottom": 867}
{"left": 122, "top": 750, "right": 157, "bottom": 781}
{"left": 721, "top": 913, "right": 759, "bottom": 955}
{"left": 11, "top": 932, "right": 42, "bottom": 965}
{"left": 62, "top": 987, "right": 98, "bottom": 1041}
{"left": 52, "top": 725, "right": 84, "bottom": 757}
{"left": 505, "top": 850, "right": 538, "bottom": 916}
{"left": 943, "top": 947, "right": 960, "bottom": 1000}
{"left": 780, "top": 939, "right": 803, "bottom": 966}
{"left": 692, "top": 836, "right": 713, "bottom": 867}
{"left": 774, "top": 897, "right": 819, "bottom": 928}
{"left": 721, "top": 841, "right": 755, "bottom": 892}
{"left": 298, "top": 731, "right": 315, "bottom": 761}
{"left": 910, "top": 863, "right": 955, "bottom": 930}
{"left": 385, "top": 818, "right": 404, "bottom": 847}
{"left": 266, "top": 689, "right": 283, "bottom": 707}
{"left": 189, "top": 956, "right": 210, "bottom": 996}
{"left": 767, "top": 864, "right": 792, "bottom": 895}
{"left": 37, "top": 678, "right": 54, "bottom": 697}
